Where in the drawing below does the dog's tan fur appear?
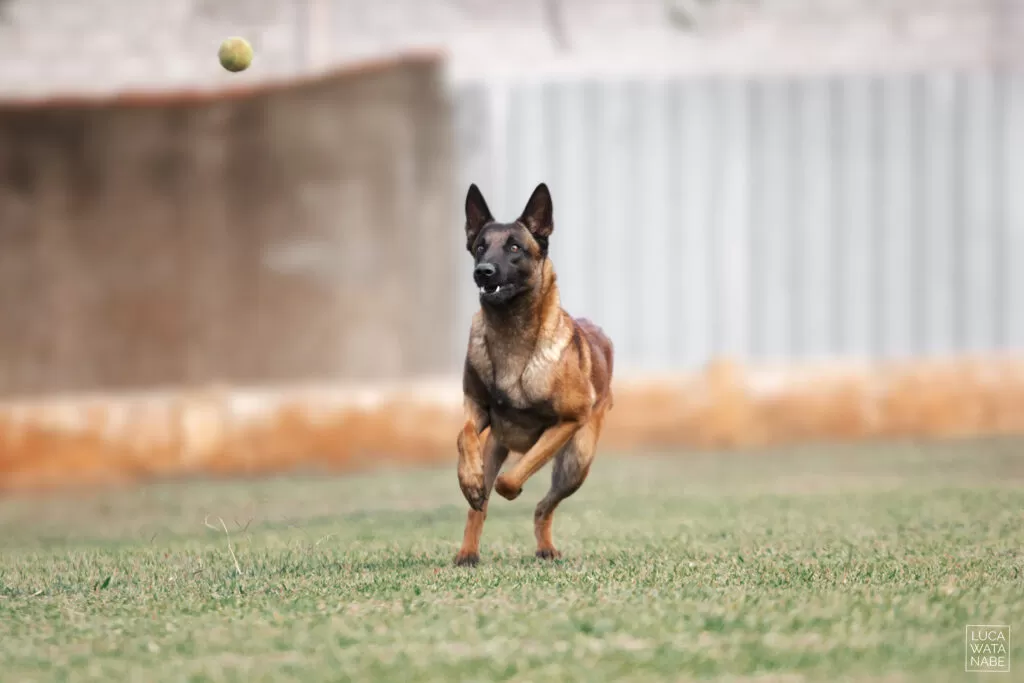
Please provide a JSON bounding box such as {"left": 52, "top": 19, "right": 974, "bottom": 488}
{"left": 454, "top": 183, "right": 614, "bottom": 566}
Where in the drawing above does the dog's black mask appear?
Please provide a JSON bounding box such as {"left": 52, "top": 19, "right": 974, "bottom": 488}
{"left": 464, "top": 183, "right": 554, "bottom": 307}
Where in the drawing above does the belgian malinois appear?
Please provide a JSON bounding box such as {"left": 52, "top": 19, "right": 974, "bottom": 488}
{"left": 454, "top": 182, "right": 614, "bottom": 566}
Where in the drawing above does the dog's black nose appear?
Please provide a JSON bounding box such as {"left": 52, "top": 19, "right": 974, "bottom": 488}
{"left": 473, "top": 263, "right": 497, "bottom": 285}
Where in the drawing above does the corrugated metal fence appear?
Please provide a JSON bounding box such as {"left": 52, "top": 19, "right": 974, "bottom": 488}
{"left": 452, "top": 69, "right": 1024, "bottom": 373}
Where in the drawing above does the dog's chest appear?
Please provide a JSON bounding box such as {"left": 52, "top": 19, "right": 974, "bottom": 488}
{"left": 469, "top": 338, "right": 559, "bottom": 450}
{"left": 486, "top": 384, "right": 557, "bottom": 453}
{"left": 472, "top": 340, "right": 555, "bottom": 411}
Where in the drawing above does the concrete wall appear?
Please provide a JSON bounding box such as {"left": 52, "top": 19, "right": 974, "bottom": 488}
{"left": 0, "top": 53, "right": 456, "bottom": 398}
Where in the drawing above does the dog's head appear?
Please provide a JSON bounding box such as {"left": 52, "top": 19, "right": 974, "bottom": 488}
{"left": 464, "top": 183, "right": 553, "bottom": 306}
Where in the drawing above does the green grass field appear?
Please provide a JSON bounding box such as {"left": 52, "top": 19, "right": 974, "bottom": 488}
{"left": 1, "top": 437, "right": 1022, "bottom": 682}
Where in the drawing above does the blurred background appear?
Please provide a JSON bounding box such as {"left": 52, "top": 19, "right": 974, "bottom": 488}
{"left": 1, "top": 0, "right": 1024, "bottom": 487}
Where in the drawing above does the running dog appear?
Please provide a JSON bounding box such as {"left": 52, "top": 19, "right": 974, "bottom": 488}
{"left": 453, "top": 182, "right": 614, "bottom": 566}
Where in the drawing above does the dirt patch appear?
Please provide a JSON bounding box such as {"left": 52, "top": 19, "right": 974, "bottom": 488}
{"left": 3, "top": 355, "right": 1024, "bottom": 492}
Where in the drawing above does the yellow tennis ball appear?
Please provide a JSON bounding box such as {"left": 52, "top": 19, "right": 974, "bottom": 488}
{"left": 218, "top": 37, "right": 253, "bottom": 73}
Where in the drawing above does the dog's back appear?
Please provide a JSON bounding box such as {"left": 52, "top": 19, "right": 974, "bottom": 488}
{"left": 573, "top": 317, "right": 614, "bottom": 408}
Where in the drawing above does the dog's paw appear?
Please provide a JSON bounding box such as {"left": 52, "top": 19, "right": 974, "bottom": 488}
{"left": 535, "top": 548, "right": 561, "bottom": 561}
{"left": 465, "top": 490, "right": 486, "bottom": 511}
{"left": 459, "top": 481, "right": 487, "bottom": 511}
{"left": 458, "top": 471, "right": 487, "bottom": 511}
{"left": 494, "top": 474, "right": 522, "bottom": 501}
{"left": 454, "top": 551, "right": 480, "bottom": 567}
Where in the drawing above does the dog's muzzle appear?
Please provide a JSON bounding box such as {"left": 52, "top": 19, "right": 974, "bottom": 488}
{"left": 474, "top": 262, "right": 502, "bottom": 296}
{"left": 473, "top": 262, "right": 497, "bottom": 286}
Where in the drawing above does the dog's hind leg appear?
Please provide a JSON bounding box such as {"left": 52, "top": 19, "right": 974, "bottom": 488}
{"left": 454, "top": 432, "right": 509, "bottom": 567}
{"left": 533, "top": 406, "right": 607, "bottom": 560}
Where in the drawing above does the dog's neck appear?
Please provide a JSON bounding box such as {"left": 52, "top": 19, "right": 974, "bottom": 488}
{"left": 480, "top": 258, "right": 560, "bottom": 354}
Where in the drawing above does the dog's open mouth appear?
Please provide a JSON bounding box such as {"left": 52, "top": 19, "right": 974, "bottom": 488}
{"left": 478, "top": 283, "right": 518, "bottom": 303}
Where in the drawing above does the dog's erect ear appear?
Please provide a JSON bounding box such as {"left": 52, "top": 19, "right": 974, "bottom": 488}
{"left": 518, "top": 183, "right": 553, "bottom": 239}
{"left": 465, "top": 184, "right": 493, "bottom": 250}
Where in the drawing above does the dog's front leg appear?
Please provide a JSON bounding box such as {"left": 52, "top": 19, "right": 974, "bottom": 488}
{"left": 457, "top": 397, "right": 490, "bottom": 511}
{"left": 494, "top": 420, "right": 580, "bottom": 501}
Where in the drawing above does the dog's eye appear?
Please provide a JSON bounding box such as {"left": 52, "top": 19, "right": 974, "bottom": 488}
{"left": 475, "top": 244, "right": 485, "bottom": 255}
{"left": 509, "top": 244, "right": 520, "bottom": 253}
